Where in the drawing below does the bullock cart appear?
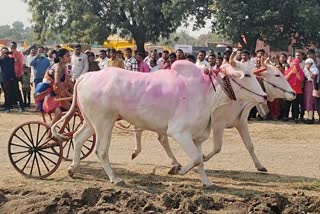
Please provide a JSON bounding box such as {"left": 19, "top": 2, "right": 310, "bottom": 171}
{"left": 7, "top": 97, "right": 96, "bottom": 179}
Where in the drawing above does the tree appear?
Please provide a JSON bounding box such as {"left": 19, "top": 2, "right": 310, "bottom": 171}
{"left": 0, "top": 25, "right": 12, "bottom": 39}
{"left": 24, "top": 0, "right": 190, "bottom": 53}
{"left": 0, "top": 22, "right": 34, "bottom": 43}
{"left": 158, "top": 31, "right": 196, "bottom": 47}
{"left": 184, "top": 0, "right": 320, "bottom": 53}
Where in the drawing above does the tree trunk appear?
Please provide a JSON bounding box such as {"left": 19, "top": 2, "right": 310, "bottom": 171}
{"left": 239, "top": 34, "right": 258, "bottom": 55}
{"left": 135, "top": 38, "right": 146, "bottom": 56}
{"left": 246, "top": 35, "right": 259, "bottom": 55}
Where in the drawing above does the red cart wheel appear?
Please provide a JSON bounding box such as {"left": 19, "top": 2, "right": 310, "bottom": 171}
{"left": 56, "top": 113, "right": 96, "bottom": 161}
{"left": 8, "top": 121, "right": 63, "bottom": 179}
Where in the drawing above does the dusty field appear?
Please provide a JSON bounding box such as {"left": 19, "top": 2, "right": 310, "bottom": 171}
{"left": 0, "top": 110, "right": 320, "bottom": 213}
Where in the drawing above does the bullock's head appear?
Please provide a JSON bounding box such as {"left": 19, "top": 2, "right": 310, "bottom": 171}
{"left": 221, "top": 64, "right": 267, "bottom": 103}
{"left": 254, "top": 62, "right": 296, "bottom": 101}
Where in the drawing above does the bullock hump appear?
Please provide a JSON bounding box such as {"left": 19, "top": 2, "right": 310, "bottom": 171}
{"left": 171, "top": 60, "right": 202, "bottom": 78}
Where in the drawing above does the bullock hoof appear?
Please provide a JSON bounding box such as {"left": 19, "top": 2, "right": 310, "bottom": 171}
{"left": 168, "top": 165, "right": 181, "bottom": 175}
{"left": 113, "top": 180, "right": 127, "bottom": 187}
{"left": 202, "top": 154, "right": 207, "bottom": 162}
{"left": 68, "top": 168, "right": 75, "bottom": 178}
{"left": 203, "top": 183, "right": 221, "bottom": 190}
{"left": 131, "top": 152, "right": 138, "bottom": 160}
{"left": 202, "top": 181, "right": 214, "bottom": 188}
{"left": 258, "top": 167, "right": 268, "bottom": 172}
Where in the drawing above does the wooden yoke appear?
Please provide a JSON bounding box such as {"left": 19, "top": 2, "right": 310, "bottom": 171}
{"left": 54, "top": 97, "right": 73, "bottom": 102}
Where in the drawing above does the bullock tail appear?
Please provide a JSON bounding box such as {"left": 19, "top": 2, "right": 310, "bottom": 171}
{"left": 51, "top": 78, "right": 81, "bottom": 140}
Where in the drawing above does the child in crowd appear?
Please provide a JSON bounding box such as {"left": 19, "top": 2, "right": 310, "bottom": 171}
{"left": 21, "top": 65, "right": 32, "bottom": 107}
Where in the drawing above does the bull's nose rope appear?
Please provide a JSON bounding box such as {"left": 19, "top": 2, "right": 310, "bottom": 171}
{"left": 261, "top": 78, "right": 296, "bottom": 96}
{"left": 230, "top": 78, "right": 267, "bottom": 100}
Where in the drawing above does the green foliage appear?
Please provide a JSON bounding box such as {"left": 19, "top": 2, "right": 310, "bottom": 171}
{"left": 189, "top": 0, "right": 320, "bottom": 52}
{"left": 0, "top": 21, "right": 33, "bottom": 42}
{"left": 24, "top": 0, "right": 189, "bottom": 53}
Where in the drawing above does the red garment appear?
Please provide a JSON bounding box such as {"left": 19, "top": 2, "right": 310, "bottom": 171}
{"left": 284, "top": 59, "right": 304, "bottom": 94}
{"left": 138, "top": 61, "right": 151, "bottom": 73}
{"left": 161, "top": 62, "right": 171, "bottom": 69}
{"left": 9, "top": 51, "right": 24, "bottom": 78}
{"left": 267, "top": 99, "right": 281, "bottom": 120}
{"left": 213, "top": 68, "right": 220, "bottom": 75}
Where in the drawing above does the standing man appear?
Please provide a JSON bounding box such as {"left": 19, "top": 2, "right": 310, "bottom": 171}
{"left": 26, "top": 48, "right": 36, "bottom": 86}
{"left": 136, "top": 53, "right": 150, "bottom": 73}
{"left": 196, "top": 50, "right": 210, "bottom": 71}
{"left": 295, "top": 51, "right": 305, "bottom": 71}
{"left": 97, "top": 49, "right": 109, "bottom": 70}
{"left": 124, "top": 48, "right": 138, "bottom": 71}
{"left": 30, "top": 46, "right": 50, "bottom": 88}
{"left": 162, "top": 53, "right": 177, "bottom": 69}
{"left": 108, "top": 49, "right": 124, "bottom": 68}
{"left": 71, "top": 44, "right": 89, "bottom": 81}
{"left": 207, "top": 54, "right": 216, "bottom": 70}
{"left": 10, "top": 42, "right": 24, "bottom": 79}
{"left": 158, "top": 50, "right": 169, "bottom": 68}
{"left": 205, "top": 49, "right": 214, "bottom": 61}
{"left": 0, "top": 47, "right": 24, "bottom": 112}
{"left": 176, "top": 49, "right": 185, "bottom": 60}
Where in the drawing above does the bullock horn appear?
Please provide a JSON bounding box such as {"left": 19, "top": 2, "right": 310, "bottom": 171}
{"left": 264, "top": 57, "right": 271, "bottom": 65}
{"left": 253, "top": 67, "right": 267, "bottom": 75}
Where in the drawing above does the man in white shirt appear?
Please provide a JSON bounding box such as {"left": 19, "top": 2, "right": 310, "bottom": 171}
{"left": 25, "top": 48, "right": 36, "bottom": 84}
{"left": 97, "top": 49, "right": 109, "bottom": 70}
{"left": 71, "top": 44, "right": 89, "bottom": 81}
{"left": 124, "top": 48, "right": 138, "bottom": 71}
{"left": 196, "top": 50, "right": 210, "bottom": 71}
{"left": 157, "top": 50, "right": 169, "bottom": 68}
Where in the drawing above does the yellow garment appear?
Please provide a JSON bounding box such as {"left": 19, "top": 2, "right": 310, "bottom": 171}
{"left": 108, "top": 58, "right": 124, "bottom": 68}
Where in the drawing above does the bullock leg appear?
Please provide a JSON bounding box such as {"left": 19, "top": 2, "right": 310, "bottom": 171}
{"left": 236, "top": 120, "right": 267, "bottom": 172}
{"left": 168, "top": 132, "right": 203, "bottom": 175}
{"left": 158, "top": 134, "right": 181, "bottom": 166}
{"left": 203, "top": 126, "right": 224, "bottom": 162}
{"left": 94, "top": 117, "right": 125, "bottom": 185}
{"left": 195, "top": 143, "right": 214, "bottom": 187}
{"left": 131, "top": 126, "right": 143, "bottom": 160}
{"left": 68, "top": 121, "right": 94, "bottom": 177}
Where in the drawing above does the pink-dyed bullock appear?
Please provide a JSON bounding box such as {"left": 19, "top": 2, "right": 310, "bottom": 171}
{"left": 132, "top": 58, "right": 295, "bottom": 174}
{"left": 52, "top": 60, "right": 266, "bottom": 186}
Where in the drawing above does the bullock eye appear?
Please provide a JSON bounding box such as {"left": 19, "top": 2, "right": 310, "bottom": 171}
{"left": 275, "top": 74, "right": 281, "bottom": 77}
{"left": 244, "top": 74, "right": 251, "bottom": 77}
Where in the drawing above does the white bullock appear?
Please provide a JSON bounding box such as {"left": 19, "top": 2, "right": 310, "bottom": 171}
{"left": 132, "top": 59, "right": 295, "bottom": 173}
{"left": 52, "top": 60, "right": 266, "bottom": 186}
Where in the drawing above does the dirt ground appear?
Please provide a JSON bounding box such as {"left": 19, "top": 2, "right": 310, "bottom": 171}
{"left": 0, "top": 109, "right": 320, "bottom": 213}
